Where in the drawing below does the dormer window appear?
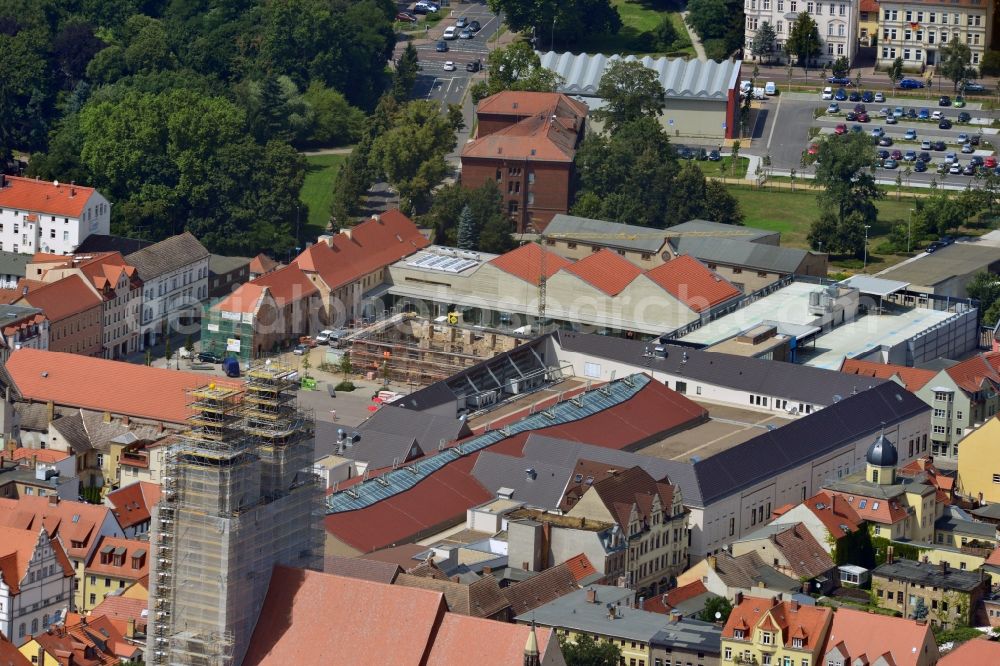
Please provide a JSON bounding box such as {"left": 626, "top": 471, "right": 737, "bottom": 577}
{"left": 733, "top": 629, "right": 745, "bottom": 640}
{"left": 761, "top": 631, "right": 773, "bottom": 645}
{"left": 792, "top": 637, "right": 803, "bottom": 648}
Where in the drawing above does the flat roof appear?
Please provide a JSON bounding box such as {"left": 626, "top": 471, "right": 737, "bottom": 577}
{"left": 635, "top": 402, "right": 794, "bottom": 463}
{"left": 839, "top": 275, "right": 910, "bottom": 297}
{"left": 877, "top": 241, "right": 1000, "bottom": 288}
{"left": 402, "top": 246, "right": 495, "bottom": 275}
{"left": 798, "top": 308, "right": 957, "bottom": 370}
{"left": 679, "top": 281, "right": 822, "bottom": 345}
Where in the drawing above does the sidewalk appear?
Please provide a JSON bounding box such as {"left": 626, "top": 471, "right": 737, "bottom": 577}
{"left": 680, "top": 12, "right": 706, "bottom": 60}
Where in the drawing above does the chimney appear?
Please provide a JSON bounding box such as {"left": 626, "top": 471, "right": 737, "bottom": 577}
{"left": 608, "top": 606, "right": 616, "bottom": 621}
{"left": 586, "top": 588, "right": 597, "bottom": 604}
{"left": 48, "top": 495, "right": 58, "bottom": 506}
{"left": 126, "top": 619, "right": 135, "bottom": 638}
{"left": 886, "top": 546, "right": 895, "bottom": 565}
{"left": 483, "top": 566, "right": 492, "bottom": 575}
{"left": 940, "top": 561, "right": 949, "bottom": 575}
{"left": 46, "top": 401, "right": 54, "bottom": 424}
{"left": 707, "top": 555, "right": 718, "bottom": 571}
{"left": 122, "top": 415, "right": 129, "bottom": 427}
{"left": 669, "top": 610, "right": 682, "bottom": 624}
{"left": 522, "top": 561, "right": 530, "bottom": 571}
{"left": 451, "top": 575, "right": 460, "bottom": 583}
{"left": 735, "top": 591, "right": 744, "bottom": 606}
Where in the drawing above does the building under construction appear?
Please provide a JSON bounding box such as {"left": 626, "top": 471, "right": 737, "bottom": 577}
{"left": 147, "top": 361, "right": 322, "bottom": 666}
{"left": 349, "top": 314, "right": 533, "bottom": 388}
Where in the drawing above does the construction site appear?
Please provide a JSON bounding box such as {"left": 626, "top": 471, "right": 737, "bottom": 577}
{"left": 147, "top": 361, "right": 323, "bottom": 666}
{"left": 347, "top": 313, "right": 536, "bottom": 388}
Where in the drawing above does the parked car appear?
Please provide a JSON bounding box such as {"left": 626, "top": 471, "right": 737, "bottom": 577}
{"left": 455, "top": 16, "right": 468, "bottom": 27}
{"left": 874, "top": 92, "right": 886, "bottom": 102}
{"left": 905, "top": 108, "right": 917, "bottom": 119}
{"left": 414, "top": 1, "right": 438, "bottom": 12}
{"left": 834, "top": 88, "right": 847, "bottom": 100}
{"left": 932, "top": 140, "right": 947, "bottom": 151}
{"left": 939, "top": 95, "right": 952, "bottom": 106}
{"left": 918, "top": 108, "right": 930, "bottom": 119}
{"left": 904, "top": 129, "right": 917, "bottom": 140}
{"left": 920, "top": 140, "right": 932, "bottom": 150}
{"left": 849, "top": 90, "right": 862, "bottom": 102}
{"left": 827, "top": 102, "right": 840, "bottom": 114}
{"left": 931, "top": 110, "right": 944, "bottom": 120}
{"left": 315, "top": 330, "right": 335, "bottom": 345}
{"left": 917, "top": 151, "right": 930, "bottom": 162}
{"left": 851, "top": 124, "right": 863, "bottom": 133}
{"left": 442, "top": 26, "right": 457, "bottom": 39}
{"left": 885, "top": 115, "right": 898, "bottom": 125}
{"left": 395, "top": 11, "right": 417, "bottom": 22}
{"left": 807, "top": 143, "right": 819, "bottom": 155}
{"left": 964, "top": 82, "right": 986, "bottom": 93}
{"left": 845, "top": 112, "right": 857, "bottom": 121}
{"left": 436, "top": 40, "right": 448, "bottom": 51}
{"left": 963, "top": 163, "right": 977, "bottom": 175}
{"left": 677, "top": 147, "right": 694, "bottom": 159}
{"left": 198, "top": 351, "right": 223, "bottom": 364}
{"left": 821, "top": 87, "right": 834, "bottom": 100}
{"left": 938, "top": 119, "right": 953, "bottom": 129}
{"left": 945, "top": 152, "right": 958, "bottom": 163}
{"left": 971, "top": 155, "right": 984, "bottom": 166}
{"left": 854, "top": 103, "right": 866, "bottom": 114}
{"left": 969, "top": 134, "right": 980, "bottom": 145}
{"left": 856, "top": 113, "right": 869, "bottom": 123}
{"left": 899, "top": 78, "right": 924, "bottom": 89}
{"left": 834, "top": 124, "right": 848, "bottom": 135}
{"left": 903, "top": 150, "right": 917, "bottom": 161}
{"left": 708, "top": 149, "right": 722, "bottom": 161}
{"left": 877, "top": 149, "right": 890, "bottom": 160}
{"left": 949, "top": 163, "right": 962, "bottom": 174}
{"left": 468, "top": 20, "right": 481, "bottom": 31}
{"left": 293, "top": 344, "right": 308, "bottom": 356}
{"left": 878, "top": 136, "right": 893, "bottom": 146}
{"left": 957, "top": 132, "right": 969, "bottom": 143}
{"left": 954, "top": 96, "right": 966, "bottom": 108}
{"left": 891, "top": 149, "right": 903, "bottom": 160}
{"left": 828, "top": 76, "right": 852, "bottom": 85}
{"left": 459, "top": 28, "right": 472, "bottom": 39}
{"left": 958, "top": 112, "right": 972, "bottom": 123}
{"left": 962, "top": 143, "right": 974, "bottom": 153}
{"left": 893, "top": 106, "right": 904, "bottom": 117}
{"left": 914, "top": 160, "right": 927, "bottom": 172}
{"left": 443, "top": 60, "right": 456, "bottom": 71}
{"left": 883, "top": 159, "right": 898, "bottom": 169}
{"left": 862, "top": 90, "right": 875, "bottom": 103}
{"left": 985, "top": 156, "right": 997, "bottom": 168}
{"left": 696, "top": 148, "right": 708, "bottom": 160}
{"left": 466, "top": 60, "right": 481, "bottom": 72}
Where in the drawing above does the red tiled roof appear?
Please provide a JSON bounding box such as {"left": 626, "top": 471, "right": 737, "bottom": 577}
{"left": 7, "top": 448, "right": 70, "bottom": 464}
{"left": 0, "top": 636, "right": 30, "bottom": 666}
{"left": 214, "top": 282, "right": 266, "bottom": 314}
{"left": 84, "top": 536, "right": 149, "bottom": 580}
{"left": 985, "top": 547, "right": 1000, "bottom": 567}
{"left": 248, "top": 263, "right": 318, "bottom": 306}
{"left": 6, "top": 348, "right": 225, "bottom": 424}
{"left": 645, "top": 255, "right": 741, "bottom": 313}
{"left": 463, "top": 114, "right": 580, "bottom": 162}
{"left": 0, "top": 176, "right": 96, "bottom": 218}
{"left": 501, "top": 562, "right": 578, "bottom": 616}
{"left": 292, "top": 210, "right": 428, "bottom": 290}
{"left": 645, "top": 580, "right": 710, "bottom": 615}
{"left": 89, "top": 595, "right": 148, "bottom": 635}
{"left": 17, "top": 274, "right": 103, "bottom": 322}
{"left": 0, "top": 496, "right": 113, "bottom": 561}
{"left": 799, "top": 491, "right": 864, "bottom": 540}
{"left": 840, "top": 358, "right": 937, "bottom": 392}
{"left": 939, "top": 638, "right": 1000, "bottom": 665}
{"left": 488, "top": 243, "right": 573, "bottom": 286}
{"left": 826, "top": 490, "right": 908, "bottom": 525}
{"left": 476, "top": 91, "right": 589, "bottom": 119}
{"left": 248, "top": 253, "right": 279, "bottom": 275}
{"left": 326, "top": 377, "right": 706, "bottom": 553}
{"left": 425, "top": 614, "right": 556, "bottom": 665}
{"left": 563, "top": 553, "right": 599, "bottom": 583}
{"left": 107, "top": 481, "right": 160, "bottom": 531}
{"left": 945, "top": 351, "right": 1000, "bottom": 393}
{"left": 562, "top": 249, "right": 643, "bottom": 295}
{"left": 360, "top": 543, "right": 429, "bottom": 569}
{"left": 824, "top": 607, "right": 936, "bottom": 666}
{"left": 860, "top": 0, "right": 879, "bottom": 12}
{"left": 242, "top": 566, "right": 448, "bottom": 666}
{"left": 724, "top": 597, "right": 832, "bottom": 649}
{"left": 0, "top": 525, "right": 73, "bottom": 594}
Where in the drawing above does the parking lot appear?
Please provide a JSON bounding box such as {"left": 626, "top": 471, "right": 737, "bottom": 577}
{"left": 750, "top": 89, "right": 1000, "bottom": 186}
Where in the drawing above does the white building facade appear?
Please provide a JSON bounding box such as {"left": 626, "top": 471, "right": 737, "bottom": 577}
{"left": 876, "top": 0, "right": 993, "bottom": 70}
{"left": 744, "top": 0, "right": 860, "bottom": 65}
{"left": 0, "top": 528, "right": 74, "bottom": 647}
{"left": 0, "top": 176, "right": 110, "bottom": 256}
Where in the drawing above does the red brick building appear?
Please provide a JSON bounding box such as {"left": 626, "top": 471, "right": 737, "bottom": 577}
{"left": 461, "top": 91, "right": 588, "bottom": 234}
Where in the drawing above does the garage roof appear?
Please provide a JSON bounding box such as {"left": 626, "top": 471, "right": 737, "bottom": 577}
{"left": 538, "top": 51, "right": 742, "bottom": 100}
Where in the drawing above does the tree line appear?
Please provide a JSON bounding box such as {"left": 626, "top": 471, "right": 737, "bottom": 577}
{"left": 0, "top": 0, "right": 397, "bottom": 256}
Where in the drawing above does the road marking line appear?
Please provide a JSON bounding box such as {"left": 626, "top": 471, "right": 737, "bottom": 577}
{"left": 766, "top": 93, "right": 782, "bottom": 150}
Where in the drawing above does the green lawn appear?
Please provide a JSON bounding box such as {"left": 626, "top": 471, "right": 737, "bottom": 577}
{"left": 574, "top": 0, "right": 694, "bottom": 56}
{"left": 726, "top": 185, "right": 920, "bottom": 269}
{"left": 695, "top": 157, "right": 749, "bottom": 178}
{"left": 300, "top": 153, "right": 348, "bottom": 238}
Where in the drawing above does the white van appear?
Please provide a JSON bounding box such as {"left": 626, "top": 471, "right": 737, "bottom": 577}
{"left": 821, "top": 87, "right": 833, "bottom": 100}
{"left": 764, "top": 81, "right": 777, "bottom": 95}
{"left": 443, "top": 26, "right": 457, "bottom": 40}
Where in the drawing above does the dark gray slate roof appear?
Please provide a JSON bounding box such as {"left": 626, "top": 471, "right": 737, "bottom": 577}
{"left": 649, "top": 618, "right": 722, "bottom": 654}
{"left": 873, "top": 558, "right": 986, "bottom": 591}
{"left": 542, "top": 214, "right": 667, "bottom": 253}
{"left": 471, "top": 451, "right": 574, "bottom": 510}
{"left": 75, "top": 234, "right": 152, "bottom": 255}
{"left": 0, "top": 251, "right": 30, "bottom": 278}
{"left": 682, "top": 382, "right": 930, "bottom": 507}
{"left": 125, "top": 232, "right": 209, "bottom": 279}
{"left": 343, "top": 404, "right": 471, "bottom": 470}
{"left": 668, "top": 220, "right": 777, "bottom": 242}
{"left": 935, "top": 506, "right": 997, "bottom": 539}
{"left": 672, "top": 236, "right": 809, "bottom": 273}
{"left": 209, "top": 254, "right": 251, "bottom": 275}
{"left": 972, "top": 504, "right": 1000, "bottom": 520}
{"left": 555, "top": 330, "right": 886, "bottom": 407}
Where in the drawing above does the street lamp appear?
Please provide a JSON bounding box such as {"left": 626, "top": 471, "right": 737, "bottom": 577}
{"left": 863, "top": 224, "right": 871, "bottom": 271}
{"left": 907, "top": 208, "right": 915, "bottom": 253}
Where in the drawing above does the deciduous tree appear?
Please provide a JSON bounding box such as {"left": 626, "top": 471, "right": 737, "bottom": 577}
{"left": 470, "top": 40, "right": 562, "bottom": 104}
{"left": 940, "top": 36, "right": 976, "bottom": 91}
{"left": 593, "top": 60, "right": 667, "bottom": 132}
{"left": 786, "top": 12, "right": 821, "bottom": 70}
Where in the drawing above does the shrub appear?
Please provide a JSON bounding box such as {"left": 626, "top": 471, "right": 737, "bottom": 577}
{"left": 334, "top": 381, "right": 356, "bottom": 392}
{"left": 980, "top": 51, "right": 1000, "bottom": 76}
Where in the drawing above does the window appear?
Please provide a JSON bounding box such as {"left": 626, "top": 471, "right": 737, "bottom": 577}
{"left": 733, "top": 629, "right": 744, "bottom": 640}
{"left": 792, "top": 637, "right": 803, "bottom": 648}
{"left": 859, "top": 499, "right": 867, "bottom": 509}
{"left": 872, "top": 502, "right": 880, "bottom": 510}
{"left": 992, "top": 474, "right": 1000, "bottom": 484}
{"left": 89, "top": 593, "right": 96, "bottom": 605}
{"left": 18, "top": 624, "right": 24, "bottom": 638}
{"left": 777, "top": 20, "right": 783, "bottom": 32}
{"left": 761, "top": 631, "right": 773, "bottom": 645}
{"left": 724, "top": 648, "right": 733, "bottom": 661}
{"left": 874, "top": 525, "right": 881, "bottom": 535}
{"left": 957, "top": 411, "right": 963, "bottom": 420}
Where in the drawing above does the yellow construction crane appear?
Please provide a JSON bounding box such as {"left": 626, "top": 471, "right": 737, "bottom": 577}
{"left": 535, "top": 227, "right": 758, "bottom": 324}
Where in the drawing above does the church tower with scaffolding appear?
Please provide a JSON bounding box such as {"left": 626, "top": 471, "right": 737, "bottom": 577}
{"left": 147, "top": 361, "right": 322, "bottom": 666}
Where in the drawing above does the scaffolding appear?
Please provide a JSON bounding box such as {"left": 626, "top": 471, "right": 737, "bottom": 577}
{"left": 148, "top": 364, "right": 322, "bottom": 666}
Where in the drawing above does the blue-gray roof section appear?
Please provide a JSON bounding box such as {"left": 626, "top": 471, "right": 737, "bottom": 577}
{"left": 538, "top": 52, "right": 742, "bottom": 101}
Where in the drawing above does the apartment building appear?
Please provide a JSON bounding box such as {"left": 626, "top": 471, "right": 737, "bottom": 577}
{"left": 16, "top": 275, "right": 103, "bottom": 357}
{"left": 876, "top": 0, "right": 993, "bottom": 70}
{"left": 744, "top": 0, "right": 860, "bottom": 65}
{"left": 0, "top": 176, "right": 110, "bottom": 256}
{"left": 0, "top": 525, "right": 75, "bottom": 647}
{"left": 721, "top": 595, "right": 833, "bottom": 666}
{"left": 871, "top": 556, "right": 990, "bottom": 629}
{"left": 80, "top": 536, "right": 149, "bottom": 611}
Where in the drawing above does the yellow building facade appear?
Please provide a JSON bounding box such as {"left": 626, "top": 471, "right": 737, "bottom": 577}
{"left": 721, "top": 597, "right": 832, "bottom": 666}
{"left": 957, "top": 417, "right": 1000, "bottom": 504}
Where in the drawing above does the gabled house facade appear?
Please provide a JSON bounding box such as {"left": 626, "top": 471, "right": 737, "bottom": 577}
{"left": 721, "top": 595, "right": 833, "bottom": 666}
{"left": 0, "top": 526, "right": 75, "bottom": 647}
{"left": 0, "top": 176, "right": 111, "bottom": 256}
